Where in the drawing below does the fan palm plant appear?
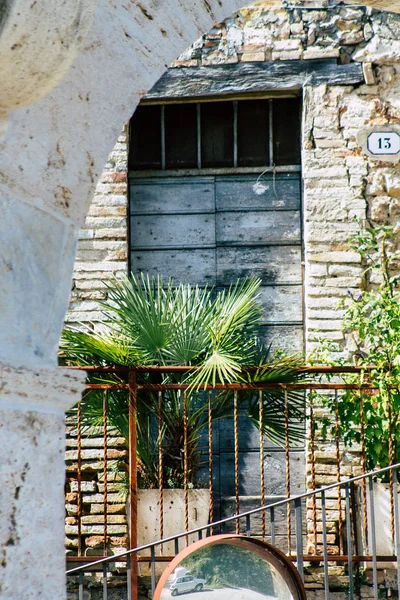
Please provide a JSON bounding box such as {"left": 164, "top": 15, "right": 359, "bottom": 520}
{"left": 61, "top": 274, "right": 307, "bottom": 488}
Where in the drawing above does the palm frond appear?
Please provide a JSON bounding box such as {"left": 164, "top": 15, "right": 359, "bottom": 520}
{"left": 102, "top": 274, "right": 178, "bottom": 364}
{"left": 188, "top": 278, "right": 262, "bottom": 389}
{"left": 190, "top": 350, "right": 243, "bottom": 389}
{"left": 60, "top": 327, "right": 140, "bottom": 366}
{"left": 163, "top": 284, "right": 213, "bottom": 365}
{"left": 242, "top": 354, "right": 308, "bottom": 446}
{"left": 211, "top": 278, "right": 262, "bottom": 342}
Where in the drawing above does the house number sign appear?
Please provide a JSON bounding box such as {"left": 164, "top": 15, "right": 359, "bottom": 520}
{"left": 358, "top": 127, "right": 400, "bottom": 163}
{"left": 367, "top": 131, "right": 400, "bottom": 155}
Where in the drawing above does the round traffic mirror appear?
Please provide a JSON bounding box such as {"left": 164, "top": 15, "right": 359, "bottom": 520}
{"left": 154, "top": 535, "right": 306, "bottom": 600}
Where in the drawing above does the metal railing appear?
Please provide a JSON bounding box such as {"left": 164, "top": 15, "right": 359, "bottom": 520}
{"left": 64, "top": 365, "right": 384, "bottom": 561}
{"left": 62, "top": 365, "right": 400, "bottom": 599}
{"left": 66, "top": 463, "right": 400, "bottom": 600}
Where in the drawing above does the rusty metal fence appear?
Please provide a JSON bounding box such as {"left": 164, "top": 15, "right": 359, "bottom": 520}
{"left": 64, "top": 365, "right": 399, "bottom": 599}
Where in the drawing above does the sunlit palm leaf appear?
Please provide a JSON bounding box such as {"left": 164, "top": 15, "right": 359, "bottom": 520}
{"left": 103, "top": 274, "right": 178, "bottom": 364}
{"left": 60, "top": 327, "right": 140, "bottom": 366}
{"left": 163, "top": 284, "right": 213, "bottom": 365}
{"left": 188, "top": 278, "right": 262, "bottom": 389}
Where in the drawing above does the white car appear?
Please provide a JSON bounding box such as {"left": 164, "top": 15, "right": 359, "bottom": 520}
{"left": 170, "top": 575, "right": 206, "bottom": 596}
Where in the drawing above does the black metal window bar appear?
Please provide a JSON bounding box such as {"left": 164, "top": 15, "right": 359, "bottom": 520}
{"left": 129, "top": 98, "right": 302, "bottom": 173}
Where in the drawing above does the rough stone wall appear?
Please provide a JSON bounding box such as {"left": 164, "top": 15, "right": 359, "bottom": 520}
{"left": 65, "top": 421, "right": 128, "bottom": 557}
{"left": 300, "top": 36, "right": 400, "bottom": 570}
{"left": 65, "top": 130, "right": 129, "bottom": 327}
{"left": 303, "top": 72, "right": 400, "bottom": 360}
{"left": 172, "top": 2, "right": 393, "bottom": 66}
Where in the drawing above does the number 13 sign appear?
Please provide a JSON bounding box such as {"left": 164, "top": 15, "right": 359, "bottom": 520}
{"left": 367, "top": 131, "right": 400, "bottom": 155}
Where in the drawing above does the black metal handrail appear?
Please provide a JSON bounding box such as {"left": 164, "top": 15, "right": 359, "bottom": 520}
{"left": 67, "top": 463, "right": 400, "bottom": 600}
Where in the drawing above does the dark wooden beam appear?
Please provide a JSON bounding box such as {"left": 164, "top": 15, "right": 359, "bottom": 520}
{"left": 143, "top": 59, "right": 364, "bottom": 102}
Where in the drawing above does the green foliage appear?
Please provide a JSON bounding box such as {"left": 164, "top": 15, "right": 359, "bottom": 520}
{"left": 61, "top": 275, "right": 307, "bottom": 488}
{"left": 61, "top": 275, "right": 264, "bottom": 388}
{"left": 317, "top": 226, "right": 400, "bottom": 470}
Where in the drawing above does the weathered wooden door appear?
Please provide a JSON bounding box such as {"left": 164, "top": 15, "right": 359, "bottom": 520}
{"left": 130, "top": 172, "right": 302, "bottom": 353}
{"left": 128, "top": 97, "right": 305, "bottom": 509}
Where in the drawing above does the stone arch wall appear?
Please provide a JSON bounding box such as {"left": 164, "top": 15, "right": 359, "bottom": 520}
{"left": 0, "top": 1, "right": 398, "bottom": 372}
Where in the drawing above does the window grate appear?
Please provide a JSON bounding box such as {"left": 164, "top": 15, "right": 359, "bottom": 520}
{"left": 129, "top": 98, "right": 301, "bottom": 172}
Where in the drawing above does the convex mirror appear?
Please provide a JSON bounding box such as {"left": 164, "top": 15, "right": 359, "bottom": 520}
{"left": 154, "top": 535, "right": 306, "bottom": 600}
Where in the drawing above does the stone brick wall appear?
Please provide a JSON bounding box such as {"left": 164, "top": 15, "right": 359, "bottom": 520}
{"left": 303, "top": 76, "right": 400, "bottom": 361}
{"left": 172, "top": 3, "right": 374, "bottom": 66}
{"left": 65, "top": 420, "right": 129, "bottom": 557}
{"left": 65, "top": 129, "right": 128, "bottom": 328}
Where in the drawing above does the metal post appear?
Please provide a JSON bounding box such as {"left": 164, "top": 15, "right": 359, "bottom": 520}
{"left": 284, "top": 388, "right": 291, "bottom": 555}
{"left": 393, "top": 468, "right": 400, "bottom": 596}
{"left": 234, "top": 390, "right": 240, "bottom": 533}
{"left": 77, "top": 403, "right": 82, "bottom": 557}
{"left": 103, "top": 563, "right": 108, "bottom": 600}
{"left": 129, "top": 370, "right": 138, "bottom": 600}
{"left": 183, "top": 391, "right": 189, "bottom": 545}
{"left": 103, "top": 390, "right": 108, "bottom": 556}
{"left": 295, "top": 498, "right": 304, "bottom": 580}
{"left": 127, "top": 554, "right": 132, "bottom": 600}
{"left": 208, "top": 391, "right": 214, "bottom": 532}
{"left": 309, "top": 391, "right": 317, "bottom": 554}
{"left": 334, "top": 390, "right": 343, "bottom": 554}
{"left": 321, "top": 490, "right": 329, "bottom": 600}
{"left": 246, "top": 514, "right": 251, "bottom": 537}
{"left": 79, "top": 571, "right": 84, "bottom": 600}
{"left": 350, "top": 481, "right": 361, "bottom": 596}
{"left": 270, "top": 507, "right": 276, "bottom": 546}
{"left": 345, "top": 484, "right": 354, "bottom": 600}
{"left": 151, "top": 546, "right": 157, "bottom": 597}
{"left": 259, "top": 390, "right": 266, "bottom": 540}
{"left": 158, "top": 391, "right": 164, "bottom": 545}
{"left": 368, "top": 476, "right": 378, "bottom": 600}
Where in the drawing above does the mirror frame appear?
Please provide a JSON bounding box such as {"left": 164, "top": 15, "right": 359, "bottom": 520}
{"left": 153, "top": 534, "right": 307, "bottom": 600}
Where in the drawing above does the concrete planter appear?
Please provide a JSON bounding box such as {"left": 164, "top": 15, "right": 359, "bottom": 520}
{"left": 136, "top": 489, "right": 211, "bottom": 575}
{"left": 356, "top": 481, "right": 399, "bottom": 568}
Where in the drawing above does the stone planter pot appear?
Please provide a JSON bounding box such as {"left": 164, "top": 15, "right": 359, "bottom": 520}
{"left": 136, "top": 489, "right": 211, "bottom": 576}
{"left": 356, "top": 481, "right": 399, "bottom": 568}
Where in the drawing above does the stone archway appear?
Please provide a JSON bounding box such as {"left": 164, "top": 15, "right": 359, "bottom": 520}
{"left": 0, "top": 1, "right": 398, "bottom": 598}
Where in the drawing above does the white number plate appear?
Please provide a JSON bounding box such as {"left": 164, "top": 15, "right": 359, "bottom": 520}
{"left": 367, "top": 132, "right": 400, "bottom": 155}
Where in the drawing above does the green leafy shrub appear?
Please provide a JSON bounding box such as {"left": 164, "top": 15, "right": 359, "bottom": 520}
{"left": 317, "top": 226, "right": 400, "bottom": 470}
